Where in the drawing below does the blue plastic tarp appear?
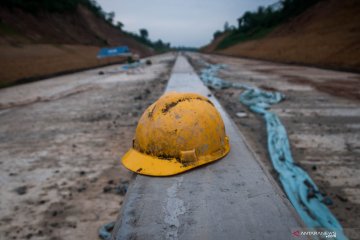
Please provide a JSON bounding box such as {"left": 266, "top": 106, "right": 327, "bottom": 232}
{"left": 97, "top": 46, "right": 130, "bottom": 58}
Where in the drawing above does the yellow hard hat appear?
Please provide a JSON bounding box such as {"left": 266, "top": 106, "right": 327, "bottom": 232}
{"left": 121, "top": 92, "right": 230, "bottom": 176}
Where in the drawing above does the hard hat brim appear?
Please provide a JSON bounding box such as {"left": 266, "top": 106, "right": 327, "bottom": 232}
{"left": 121, "top": 145, "right": 230, "bottom": 176}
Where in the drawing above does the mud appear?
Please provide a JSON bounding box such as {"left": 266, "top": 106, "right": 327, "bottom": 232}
{"left": 0, "top": 53, "right": 176, "bottom": 240}
{"left": 187, "top": 52, "right": 360, "bottom": 239}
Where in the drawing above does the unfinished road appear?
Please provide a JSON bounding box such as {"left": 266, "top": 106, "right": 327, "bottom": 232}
{"left": 188, "top": 53, "right": 360, "bottom": 239}
{"left": 0, "top": 52, "right": 359, "bottom": 240}
{"left": 112, "top": 55, "right": 302, "bottom": 240}
{"left": 0, "top": 53, "right": 176, "bottom": 240}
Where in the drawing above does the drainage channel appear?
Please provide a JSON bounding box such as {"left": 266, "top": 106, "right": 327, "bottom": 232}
{"left": 110, "top": 55, "right": 302, "bottom": 240}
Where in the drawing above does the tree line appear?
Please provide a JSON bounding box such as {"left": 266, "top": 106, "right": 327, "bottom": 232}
{"left": 214, "top": 0, "right": 321, "bottom": 49}
{"left": 1, "top": 0, "right": 171, "bottom": 52}
{"left": 124, "top": 29, "right": 171, "bottom": 53}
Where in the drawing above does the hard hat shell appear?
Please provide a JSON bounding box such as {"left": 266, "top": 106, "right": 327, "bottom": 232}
{"left": 121, "top": 92, "right": 230, "bottom": 176}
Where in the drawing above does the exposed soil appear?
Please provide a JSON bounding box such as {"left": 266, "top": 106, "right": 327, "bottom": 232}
{"left": 187, "top": 52, "right": 360, "bottom": 239}
{"left": 284, "top": 76, "right": 360, "bottom": 101}
{"left": 0, "top": 44, "right": 128, "bottom": 87}
{"left": 200, "top": 32, "right": 230, "bottom": 53}
{"left": 203, "top": 0, "right": 360, "bottom": 72}
{"left": 0, "top": 5, "right": 153, "bottom": 54}
{"left": 0, "top": 5, "right": 154, "bottom": 87}
{"left": 0, "top": 53, "right": 176, "bottom": 240}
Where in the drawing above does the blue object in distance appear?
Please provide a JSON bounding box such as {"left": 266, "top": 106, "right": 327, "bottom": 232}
{"left": 97, "top": 46, "right": 130, "bottom": 58}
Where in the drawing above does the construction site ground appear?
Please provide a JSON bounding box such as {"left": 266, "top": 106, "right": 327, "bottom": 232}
{"left": 187, "top": 52, "right": 360, "bottom": 239}
{"left": 0, "top": 51, "right": 359, "bottom": 239}
{"left": 0, "top": 53, "right": 176, "bottom": 240}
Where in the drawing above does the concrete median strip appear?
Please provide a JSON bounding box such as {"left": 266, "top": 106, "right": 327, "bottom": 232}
{"left": 111, "top": 55, "right": 302, "bottom": 240}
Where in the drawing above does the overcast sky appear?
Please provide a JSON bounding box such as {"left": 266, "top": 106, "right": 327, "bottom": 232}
{"left": 96, "top": 0, "right": 277, "bottom": 47}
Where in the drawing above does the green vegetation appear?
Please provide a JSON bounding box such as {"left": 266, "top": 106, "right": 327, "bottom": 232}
{"left": 215, "top": 0, "right": 321, "bottom": 50}
{"left": 217, "top": 27, "right": 276, "bottom": 50}
{"left": 1, "top": 0, "right": 115, "bottom": 24}
{"left": 124, "top": 29, "right": 171, "bottom": 53}
{"left": 152, "top": 39, "right": 171, "bottom": 53}
{"left": 172, "top": 46, "right": 199, "bottom": 52}
{"left": 139, "top": 29, "right": 149, "bottom": 39}
{"left": 1, "top": 0, "right": 171, "bottom": 52}
{"left": 2, "top": 0, "right": 90, "bottom": 13}
{"left": 0, "top": 21, "right": 20, "bottom": 35}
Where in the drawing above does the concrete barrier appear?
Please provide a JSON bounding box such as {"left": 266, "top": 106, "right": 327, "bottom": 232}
{"left": 111, "top": 55, "right": 303, "bottom": 240}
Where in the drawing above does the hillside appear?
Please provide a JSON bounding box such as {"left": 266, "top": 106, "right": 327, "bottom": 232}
{"left": 200, "top": 32, "right": 230, "bottom": 53}
{"left": 202, "top": 0, "right": 360, "bottom": 72}
{"left": 0, "top": 3, "right": 154, "bottom": 86}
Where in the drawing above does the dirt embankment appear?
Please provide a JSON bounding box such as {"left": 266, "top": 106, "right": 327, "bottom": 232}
{"left": 0, "top": 44, "right": 129, "bottom": 87}
{"left": 203, "top": 0, "right": 360, "bottom": 72}
{"left": 200, "top": 32, "right": 230, "bottom": 53}
{"left": 0, "top": 5, "right": 154, "bottom": 86}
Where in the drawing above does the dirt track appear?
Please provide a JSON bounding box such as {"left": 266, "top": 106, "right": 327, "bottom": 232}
{"left": 187, "top": 52, "right": 360, "bottom": 239}
{"left": 0, "top": 53, "right": 176, "bottom": 240}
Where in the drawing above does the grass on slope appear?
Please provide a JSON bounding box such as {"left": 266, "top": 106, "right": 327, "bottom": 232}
{"left": 215, "top": 0, "right": 321, "bottom": 50}
{"left": 216, "top": 27, "right": 276, "bottom": 50}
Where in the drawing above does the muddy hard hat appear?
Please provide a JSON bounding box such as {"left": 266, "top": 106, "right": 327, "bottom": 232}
{"left": 121, "top": 92, "right": 230, "bottom": 176}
